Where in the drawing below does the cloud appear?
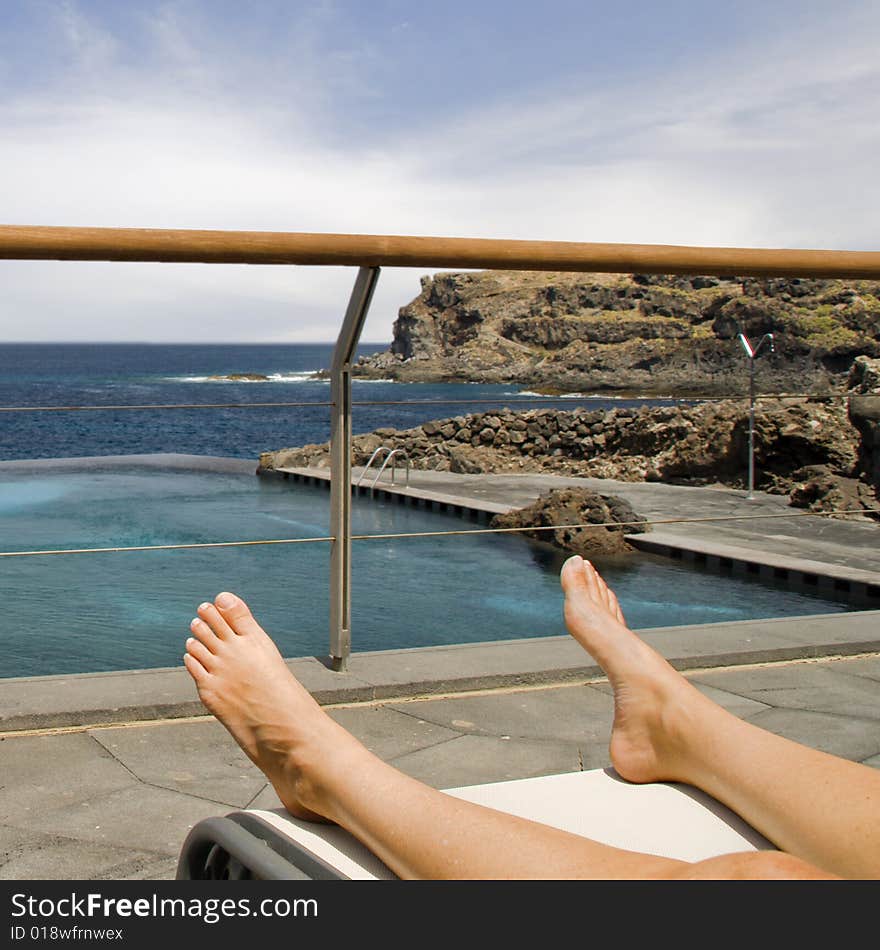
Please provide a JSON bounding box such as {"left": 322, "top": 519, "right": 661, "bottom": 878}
{"left": 0, "top": 1, "right": 878, "bottom": 341}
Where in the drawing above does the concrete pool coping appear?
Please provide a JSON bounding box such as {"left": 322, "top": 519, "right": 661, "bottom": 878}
{"left": 2, "top": 608, "right": 879, "bottom": 733}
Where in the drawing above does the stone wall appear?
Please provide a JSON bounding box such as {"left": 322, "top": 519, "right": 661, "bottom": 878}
{"left": 260, "top": 397, "right": 865, "bottom": 498}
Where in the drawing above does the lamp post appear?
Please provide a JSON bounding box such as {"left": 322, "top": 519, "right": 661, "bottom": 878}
{"left": 738, "top": 332, "right": 774, "bottom": 500}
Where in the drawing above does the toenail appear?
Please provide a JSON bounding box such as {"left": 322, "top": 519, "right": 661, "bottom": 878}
{"left": 198, "top": 602, "right": 211, "bottom": 612}
{"left": 216, "top": 592, "right": 237, "bottom": 608}
{"left": 190, "top": 619, "right": 199, "bottom": 630}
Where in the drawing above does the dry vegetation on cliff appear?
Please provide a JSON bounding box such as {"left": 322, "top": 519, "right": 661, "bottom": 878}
{"left": 353, "top": 271, "right": 880, "bottom": 396}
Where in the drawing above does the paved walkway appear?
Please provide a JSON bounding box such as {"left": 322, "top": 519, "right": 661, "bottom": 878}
{"left": 280, "top": 466, "right": 880, "bottom": 595}
{"left": 1, "top": 464, "right": 879, "bottom": 880}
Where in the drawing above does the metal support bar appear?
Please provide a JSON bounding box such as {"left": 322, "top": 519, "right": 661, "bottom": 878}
{"left": 738, "top": 333, "right": 774, "bottom": 500}
{"left": 329, "top": 266, "right": 380, "bottom": 671}
{"left": 748, "top": 358, "right": 756, "bottom": 500}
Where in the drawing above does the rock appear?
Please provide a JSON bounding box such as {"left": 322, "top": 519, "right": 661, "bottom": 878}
{"left": 847, "top": 355, "right": 880, "bottom": 493}
{"left": 490, "top": 488, "right": 648, "bottom": 557}
{"left": 788, "top": 465, "right": 879, "bottom": 520}
{"left": 847, "top": 355, "right": 880, "bottom": 394}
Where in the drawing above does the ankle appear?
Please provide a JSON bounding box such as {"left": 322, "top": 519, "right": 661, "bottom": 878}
{"left": 284, "top": 722, "right": 373, "bottom": 820}
{"left": 656, "top": 684, "right": 735, "bottom": 784}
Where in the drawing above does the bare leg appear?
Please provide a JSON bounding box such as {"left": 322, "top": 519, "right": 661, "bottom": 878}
{"left": 560, "top": 554, "right": 880, "bottom": 879}
{"left": 184, "top": 590, "right": 833, "bottom": 879}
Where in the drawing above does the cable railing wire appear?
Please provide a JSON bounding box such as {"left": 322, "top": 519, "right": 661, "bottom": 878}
{"left": 0, "top": 392, "right": 860, "bottom": 414}
{"left": 0, "top": 400, "right": 334, "bottom": 413}
{"left": 0, "top": 506, "right": 875, "bottom": 560}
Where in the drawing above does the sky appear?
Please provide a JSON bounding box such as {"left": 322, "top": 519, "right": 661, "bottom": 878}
{"left": 1, "top": 0, "right": 878, "bottom": 343}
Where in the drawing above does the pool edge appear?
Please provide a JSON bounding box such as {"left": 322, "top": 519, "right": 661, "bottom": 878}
{"left": 2, "top": 609, "right": 878, "bottom": 733}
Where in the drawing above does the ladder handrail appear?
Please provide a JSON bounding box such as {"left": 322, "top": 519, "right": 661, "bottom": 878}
{"left": 369, "top": 448, "right": 410, "bottom": 490}
{"left": 355, "top": 446, "right": 393, "bottom": 486}
{"left": 355, "top": 445, "right": 410, "bottom": 490}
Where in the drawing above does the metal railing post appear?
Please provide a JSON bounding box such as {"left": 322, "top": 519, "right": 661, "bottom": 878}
{"left": 329, "top": 266, "right": 380, "bottom": 671}
{"left": 748, "top": 356, "right": 756, "bottom": 499}
{"left": 738, "top": 332, "right": 774, "bottom": 501}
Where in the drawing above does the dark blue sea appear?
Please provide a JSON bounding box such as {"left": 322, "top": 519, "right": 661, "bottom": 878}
{"left": 0, "top": 342, "right": 677, "bottom": 460}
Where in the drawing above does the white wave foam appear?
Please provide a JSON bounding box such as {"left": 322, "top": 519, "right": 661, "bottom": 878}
{"left": 170, "top": 372, "right": 323, "bottom": 383}
{"left": 267, "top": 372, "right": 321, "bottom": 382}
{"left": 510, "top": 391, "right": 673, "bottom": 400}
{"left": 514, "top": 390, "right": 593, "bottom": 398}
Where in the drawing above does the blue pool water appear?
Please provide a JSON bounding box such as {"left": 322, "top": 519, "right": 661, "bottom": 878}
{"left": 0, "top": 462, "right": 857, "bottom": 679}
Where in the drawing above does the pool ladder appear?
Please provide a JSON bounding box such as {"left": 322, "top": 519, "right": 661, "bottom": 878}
{"left": 356, "top": 446, "right": 410, "bottom": 492}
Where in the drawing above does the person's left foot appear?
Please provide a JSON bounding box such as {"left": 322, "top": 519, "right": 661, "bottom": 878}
{"left": 560, "top": 555, "right": 712, "bottom": 785}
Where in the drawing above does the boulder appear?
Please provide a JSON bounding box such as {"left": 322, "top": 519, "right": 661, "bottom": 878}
{"left": 847, "top": 355, "right": 880, "bottom": 492}
{"left": 490, "top": 488, "right": 648, "bottom": 557}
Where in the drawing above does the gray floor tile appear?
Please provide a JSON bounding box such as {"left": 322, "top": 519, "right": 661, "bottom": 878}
{"left": 10, "top": 784, "right": 231, "bottom": 857}
{"left": 246, "top": 784, "right": 284, "bottom": 811}
{"left": 588, "top": 679, "right": 772, "bottom": 720}
{"left": 824, "top": 655, "right": 880, "bottom": 684}
{"left": 746, "top": 708, "right": 880, "bottom": 762}
{"left": 103, "top": 856, "right": 180, "bottom": 881}
{"left": 327, "top": 704, "right": 460, "bottom": 760}
{"left": 0, "top": 824, "right": 168, "bottom": 881}
{"left": 690, "top": 663, "right": 880, "bottom": 721}
{"left": 387, "top": 683, "right": 615, "bottom": 744}
{"left": 577, "top": 740, "right": 614, "bottom": 771}
{"left": 0, "top": 733, "right": 137, "bottom": 824}
{"left": 91, "top": 720, "right": 265, "bottom": 808}
{"left": 390, "top": 733, "right": 582, "bottom": 788}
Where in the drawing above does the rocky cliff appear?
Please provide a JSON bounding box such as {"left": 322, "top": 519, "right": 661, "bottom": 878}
{"left": 353, "top": 271, "right": 880, "bottom": 395}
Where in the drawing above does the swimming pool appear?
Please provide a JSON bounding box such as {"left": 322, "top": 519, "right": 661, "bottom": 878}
{"left": 0, "top": 459, "right": 859, "bottom": 679}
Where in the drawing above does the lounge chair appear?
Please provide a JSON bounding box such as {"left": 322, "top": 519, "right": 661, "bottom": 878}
{"left": 176, "top": 767, "right": 772, "bottom": 879}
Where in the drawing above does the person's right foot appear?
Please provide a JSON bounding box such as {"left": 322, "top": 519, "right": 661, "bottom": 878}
{"left": 183, "top": 591, "right": 362, "bottom": 822}
{"left": 560, "top": 555, "right": 714, "bottom": 785}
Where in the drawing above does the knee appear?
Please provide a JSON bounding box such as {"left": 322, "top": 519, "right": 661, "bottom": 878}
{"left": 677, "top": 850, "right": 836, "bottom": 880}
{"left": 740, "top": 851, "right": 831, "bottom": 880}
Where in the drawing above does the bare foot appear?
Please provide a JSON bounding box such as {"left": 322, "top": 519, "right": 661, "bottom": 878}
{"left": 183, "top": 591, "right": 360, "bottom": 822}
{"left": 560, "top": 555, "right": 714, "bottom": 785}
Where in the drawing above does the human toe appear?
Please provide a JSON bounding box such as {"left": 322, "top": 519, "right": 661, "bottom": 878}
{"left": 196, "top": 601, "right": 236, "bottom": 639}
{"left": 189, "top": 616, "right": 222, "bottom": 651}
{"left": 185, "top": 635, "right": 216, "bottom": 671}
{"left": 560, "top": 555, "right": 589, "bottom": 592}
{"left": 214, "top": 591, "right": 264, "bottom": 636}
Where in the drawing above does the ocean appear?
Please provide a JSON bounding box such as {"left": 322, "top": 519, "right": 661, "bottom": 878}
{"left": 0, "top": 342, "right": 678, "bottom": 461}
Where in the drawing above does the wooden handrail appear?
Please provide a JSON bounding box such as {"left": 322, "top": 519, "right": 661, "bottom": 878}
{"left": 0, "top": 224, "right": 879, "bottom": 278}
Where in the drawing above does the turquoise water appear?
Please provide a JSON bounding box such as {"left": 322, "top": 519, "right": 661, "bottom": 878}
{"left": 0, "top": 463, "right": 857, "bottom": 679}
